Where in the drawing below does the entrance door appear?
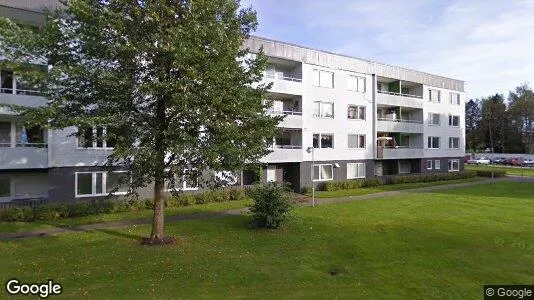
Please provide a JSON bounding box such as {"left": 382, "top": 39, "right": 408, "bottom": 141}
{"left": 266, "top": 165, "right": 276, "bottom": 182}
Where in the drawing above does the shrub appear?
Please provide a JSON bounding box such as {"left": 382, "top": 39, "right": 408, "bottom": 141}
{"left": 475, "top": 170, "right": 506, "bottom": 177}
{"left": 391, "top": 171, "right": 477, "bottom": 185}
{"left": 323, "top": 177, "right": 382, "bottom": 191}
{"left": 249, "top": 183, "right": 294, "bottom": 229}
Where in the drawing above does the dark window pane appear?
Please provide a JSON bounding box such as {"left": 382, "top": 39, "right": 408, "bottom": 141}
{"left": 96, "top": 127, "right": 104, "bottom": 148}
{"left": 106, "top": 172, "right": 128, "bottom": 193}
{"left": 321, "top": 135, "right": 333, "bottom": 148}
{"left": 77, "top": 173, "right": 93, "bottom": 195}
{"left": 1, "top": 70, "right": 14, "bottom": 94}
{"left": 313, "top": 134, "right": 319, "bottom": 148}
{"left": 95, "top": 173, "right": 103, "bottom": 194}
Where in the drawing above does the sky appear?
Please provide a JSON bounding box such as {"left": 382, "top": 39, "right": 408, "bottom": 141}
{"left": 240, "top": 0, "right": 534, "bottom": 100}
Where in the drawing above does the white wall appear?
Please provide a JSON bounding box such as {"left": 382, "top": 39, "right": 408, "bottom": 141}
{"left": 49, "top": 127, "right": 110, "bottom": 167}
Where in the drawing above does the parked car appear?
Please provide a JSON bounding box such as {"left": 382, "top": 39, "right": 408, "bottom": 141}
{"left": 503, "top": 157, "right": 522, "bottom": 166}
{"left": 467, "top": 157, "right": 491, "bottom": 165}
{"left": 521, "top": 158, "right": 534, "bottom": 166}
{"left": 492, "top": 157, "right": 507, "bottom": 165}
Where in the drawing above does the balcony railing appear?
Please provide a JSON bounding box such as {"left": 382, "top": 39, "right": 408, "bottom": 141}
{"left": 377, "top": 118, "right": 423, "bottom": 124}
{"left": 1, "top": 88, "right": 42, "bottom": 96}
{"left": 263, "top": 73, "right": 302, "bottom": 82}
{"left": 0, "top": 143, "right": 48, "bottom": 148}
{"left": 267, "top": 109, "right": 302, "bottom": 116}
{"left": 377, "top": 90, "right": 422, "bottom": 99}
{"left": 273, "top": 145, "right": 302, "bottom": 149}
{"left": 383, "top": 146, "right": 423, "bottom": 149}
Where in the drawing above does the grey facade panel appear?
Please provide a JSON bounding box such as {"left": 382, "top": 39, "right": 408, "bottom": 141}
{"left": 299, "top": 159, "right": 375, "bottom": 191}
{"left": 244, "top": 36, "right": 465, "bottom": 92}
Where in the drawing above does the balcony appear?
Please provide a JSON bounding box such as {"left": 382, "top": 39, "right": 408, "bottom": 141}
{"left": 262, "top": 58, "right": 303, "bottom": 96}
{"left": 377, "top": 146, "right": 424, "bottom": 159}
{"left": 0, "top": 91, "right": 46, "bottom": 115}
{"left": 262, "top": 74, "right": 302, "bottom": 96}
{"left": 377, "top": 118, "right": 423, "bottom": 133}
{"left": 0, "top": 146, "right": 48, "bottom": 169}
{"left": 377, "top": 77, "right": 423, "bottom": 108}
{"left": 266, "top": 95, "right": 302, "bottom": 128}
{"left": 261, "top": 129, "right": 302, "bottom": 163}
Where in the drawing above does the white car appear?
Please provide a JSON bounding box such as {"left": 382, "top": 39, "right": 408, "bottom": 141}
{"left": 467, "top": 158, "right": 491, "bottom": 165}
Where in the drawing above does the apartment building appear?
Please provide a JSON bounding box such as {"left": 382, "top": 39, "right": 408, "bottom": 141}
{"left": 0, "top": 1, "right": 465, "bottom": 202}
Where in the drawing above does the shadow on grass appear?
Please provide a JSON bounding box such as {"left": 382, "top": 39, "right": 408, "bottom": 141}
{"left": 94, "top": 228, "right": 144, "bottom": 241}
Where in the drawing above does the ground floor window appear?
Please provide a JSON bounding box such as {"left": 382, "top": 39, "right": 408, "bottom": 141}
{"left": 75, "top": 171, "right": 129, "bottom": 197}
{"left": 434, "top": 160, "right": 441, "bottom": 170}
{"left": 399, "top": 161, "right": 411, "bottom": 174}
{"left": 448, "top": 159, "right": 460, "bottom": 172}
{"left": 347, "top": 163, "right": 366, "bottom": 179}
{"left": 426, "top": 160, "right": 433, "bottom": 170}
{"left": 165, "top": 169, "right": 200, "bottom": 191}
{"left": 0, "top": 177, "right": 11, "bottom": 198}
{"left": 313, "top": 164, "right": 333, "bottom": 181}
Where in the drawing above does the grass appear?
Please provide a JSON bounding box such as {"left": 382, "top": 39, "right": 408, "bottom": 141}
{"left": 310, "top": 177, "right": 481, "bottom": 198}
{"left": 0, "top": 181, "right": 533, "bottom": 298}
{"left": 0, "top": 199, "right": 250, "bottom": 234}
{"left": 466, "top": 164, "right": 534, "bottom": 177}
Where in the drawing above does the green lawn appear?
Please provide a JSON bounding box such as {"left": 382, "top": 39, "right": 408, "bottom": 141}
{"left": 0, "top": 199, "right": 250, "bottom": 234}
{"left": 1, "top": 181, "right": 533, "bottom": 299}
{"left": 310, "top": 177, "right": 481, "bottom": 198}
{"left": 466, "top": 164, "right": 534, "bottom": 177}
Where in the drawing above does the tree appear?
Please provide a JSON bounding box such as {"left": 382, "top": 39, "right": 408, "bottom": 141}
{"left": 508, "top": 84, "right": 534, "bottom": 153}
{"left": 465, "top": 99, "right": 481, "bottom": 152}
{"left": 479, "top": 94, "right": 508, "bottom": 153}
{"left": 0, "top": 0, "right": 281, "bottom": 243}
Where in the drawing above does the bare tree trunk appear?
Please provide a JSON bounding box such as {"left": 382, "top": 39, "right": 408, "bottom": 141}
{"left": 150, "top": 175, "right": 165, "bottom": 240}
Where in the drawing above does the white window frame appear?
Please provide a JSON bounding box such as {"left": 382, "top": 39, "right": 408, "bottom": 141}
{"left": 427, "top": 136, "right": 440, "bottom": 149}
{"left": 313, "top": 101, "right": 334, "bottom": 118}
{"left": 450, "top": 92, "right": 461, "bottom": 105}
{"left": 77, "top": 126, "right": 114, "bottom": 150}
{"left": 312, "top": 164, "right": 334, "bottom": 182}
{"left": 449, "top": 137, "right": 460, "bottom": 149}
{"left": 448, "top": 159, "right": 460, "bottom": 172}
{"left": 313, "top": 69, "right": 334, "bottom": 88}
{"left": 348, "top": 134, "right": 366, "bottom": 149}
{"left": 164, "top": 169, "right": 200, "bottom": 192}
{"left": 399, "top": 161, "right": 411, "bottom": 174}
{"left": 75, "top": 171, "right": 129, "bottom": 198}
{"left": 347, "top": 75, "right": 366, "bottom": 92}
{"left": 434, "top": 160, "right": 441, "bottom": 170}
{"left": 429, "top": 89, "right": 441, "bottom": 103}
{"left": 347, "top": 105, "right": 366, "bottom": 120}
{"left": 313, "top": 133, "right": 334, "bottom": 149}
{"left": 347, "top": 163, "right": 366, "bottom": 179}
{"left": 448, "top": 115, "right": 460, "bottom": 127}
{"left": 428, "top": 113, "right": 441, "bottom": 126}
{"left": 426, "top": 160, "right": 433, "bottom": 170}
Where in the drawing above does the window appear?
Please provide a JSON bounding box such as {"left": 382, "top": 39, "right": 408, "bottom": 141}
{"left": 449, "top": 137, "right": 460, "bottom": 149}
{"left": 313, "top": 134, "right": 333, "bottom": 148}
{"left": 435, "top": 160, "right": 441, "bottom": 170}
{"left": 399, "top": 161, "right": 411, "bottom": 174}
{"left": 426, "top": 160, "right": 433, "bottom": 170}
{"left": 448, "top": 159, "right": 460, "bottom": 172}
{"left": 313, "top": 164, "right": 333, "bottom": 181}
{"left": 428, "top": 113, "right": 440, "bottom": 125}
{"left": 347, "top": 75, "right": 366, "bottom": 92}
{"left": 0, "top": 177, "right": 10, "bottom": 198}
{"left": 427, "top": 137, "right": 440, "bottom": 149}
{"left": 348, "top": 134, "right": 366, "bottom": 149}
{"left": 347, "top": 105, "right": 365, "bottom": 120}
{"left": 0, "top": 122, "right": 10, "bottom": 147}
{"left": 450, "top": 92, "right": 460, "bottom": 105}
{"left": 77, "top": 126, "right": 115, "bottom": 149}
{"left": 347, "top": 163, "right": 366, "bottom": 179}
{"left": 0, "top": 70, "right": 14, "bottom": 94}
{"left": 312, "top": 69, "right": 334, "bottom": 88}
{"left": 313, "top": 101, "right": 334, "bottom": 118}
{"left": 449, "top": 115, "right": 460, "bottom": 127}
{"left": 429, "top": 89, "right": 441, "bottom": 102}
{"left": 75, "top": 171, "right": 129, "bottom": 197}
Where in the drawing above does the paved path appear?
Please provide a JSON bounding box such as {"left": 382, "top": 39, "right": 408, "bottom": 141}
{"left": 0, "top": 176, "right": 530, "bottom": 241}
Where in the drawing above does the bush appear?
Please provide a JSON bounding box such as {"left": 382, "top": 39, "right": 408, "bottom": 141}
{"left": 390, "top": 171, "right": 477, "bottom": 185}
{"left": 249, "top": 183, "right": 294, "bottom": 229}
{"left": 323, "top": 177, "right": 383, "bottom": 192}
{"left": 475, "top": 170, "right": 506, "bottom": 177}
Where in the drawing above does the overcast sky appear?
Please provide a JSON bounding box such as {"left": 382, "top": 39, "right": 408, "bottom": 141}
{"left": 241, "top": 0, "right": 534, "bottom": 100}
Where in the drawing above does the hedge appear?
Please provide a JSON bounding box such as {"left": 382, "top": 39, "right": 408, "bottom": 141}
{"left": 0, "top": 187, "right": 252, "bottom": 223}
{"left": 474, "top": 170, "right": 506, "bottom": 177}
{"left": 321, "top": 171, "right": 477, "bottom": 192}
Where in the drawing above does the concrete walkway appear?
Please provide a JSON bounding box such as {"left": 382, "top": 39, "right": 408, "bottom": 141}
{"left": 0, "top": 176, "right": 529, "bottom": 241}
